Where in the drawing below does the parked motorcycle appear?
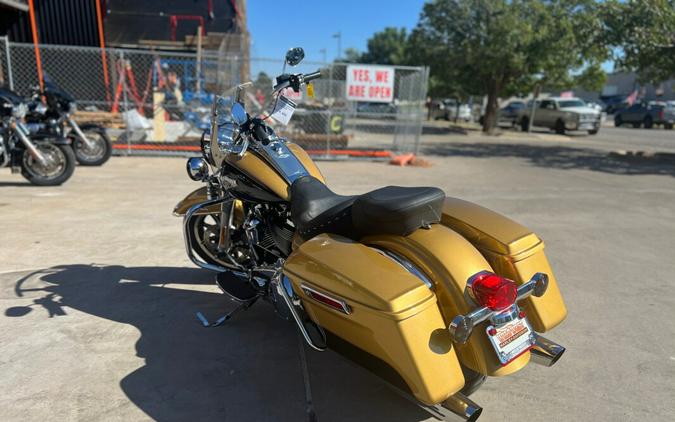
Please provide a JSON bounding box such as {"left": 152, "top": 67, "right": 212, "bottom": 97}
{"left": 173, "top": 48, "right": 567, "bottom": 421}
{"left": 25, "top": 76, "right": 112, "bottom": 166}
{"left": 1, "top": 85, "right": 76, "bottom": 186}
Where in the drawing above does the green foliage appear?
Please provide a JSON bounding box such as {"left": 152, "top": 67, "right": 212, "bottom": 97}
{"left": 340, "top": 27, "right": 410, "bottom": 65}
{"left": 406, "top": 0, "right": 609, "bottom": 131}
{"left": 341, "top": 48, "right": 363, "bottom": 63}
{"left": 602, "top": 0, "right": 675, "bottom": 83}
{"left": 361, "top": 27, "right": 409, "bottom": 65}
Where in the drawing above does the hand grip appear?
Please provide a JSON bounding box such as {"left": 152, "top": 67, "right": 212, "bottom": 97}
{"left": 303, "top": 70, "right": 321, "bottom": 82}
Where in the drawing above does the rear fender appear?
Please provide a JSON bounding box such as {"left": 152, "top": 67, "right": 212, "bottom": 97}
{"left": 440, "top": 197, "right": 567, "bottom": 332}
{"left": 363, "top": 224, "right": 531, "bottom": 377}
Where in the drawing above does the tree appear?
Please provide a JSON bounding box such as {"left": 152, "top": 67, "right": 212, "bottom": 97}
{"left": 341, "top": 48, "right": 363, "bottom": 63}
{"left": 603, "top": 0, "right": 675, "bottom": 83}
{"left": 361, "top": 27, "right": 409, "bottom": 65}
{"left": 408, "top": 0, "right": 609, "bottom": 133}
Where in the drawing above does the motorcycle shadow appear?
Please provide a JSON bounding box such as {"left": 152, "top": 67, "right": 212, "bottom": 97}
{"left": 6, "top": 264, "right": 430, "bottom": 422}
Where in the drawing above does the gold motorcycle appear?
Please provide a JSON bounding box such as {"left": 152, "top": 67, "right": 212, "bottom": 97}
{"left": 174, "top": 48, "right": 567, "bottom": 421}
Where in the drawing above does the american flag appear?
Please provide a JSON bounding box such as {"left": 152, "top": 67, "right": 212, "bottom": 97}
{"left": 625, "top": 90, "right": 638, "bottom": 106}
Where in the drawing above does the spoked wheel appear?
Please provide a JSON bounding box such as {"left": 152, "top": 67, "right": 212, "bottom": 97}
{"left": 186, "top": 213, "right": 234, "bottom": 268}
{"left": 73, "top": 128, "right": 112, "bottom": 166}
{"left": 21, "top": 143, "right": 76, "bottom": 186}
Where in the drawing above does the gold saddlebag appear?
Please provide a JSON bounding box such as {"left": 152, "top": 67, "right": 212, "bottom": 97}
{"left": 283, "top": 234, "right": 465, "bottom": 405}
{"left": 440, "top": 197, "right": 567, "bottom": 332}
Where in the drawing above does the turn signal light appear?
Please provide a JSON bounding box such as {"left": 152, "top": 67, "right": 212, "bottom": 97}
{"left": 468, "top": 272, "right": 517, "bottom": 311}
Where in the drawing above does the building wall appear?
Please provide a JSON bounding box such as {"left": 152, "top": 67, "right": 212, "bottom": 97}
{"left": 0, "top": 0, "right": 99, "bottom": 46}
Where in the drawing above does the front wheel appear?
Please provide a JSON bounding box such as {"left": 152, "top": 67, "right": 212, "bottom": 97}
{"left": 186, "top": 213, "right": 233, "bottom": 268}
{"left": 588, "top": 128, "right": 599, "bottom": 135}
{"left": 72, "top": 127, "right": 112, "bottom": 166}
{"left": 21, "top": 143, "right": 76, "bottom": 186}
{"left": 554, "top": 119, "right": 565, "bottom": 135}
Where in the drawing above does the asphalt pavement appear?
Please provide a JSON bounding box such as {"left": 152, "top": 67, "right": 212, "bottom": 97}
{"left": 1, "top": 129, "right": 674, "bottom": 421}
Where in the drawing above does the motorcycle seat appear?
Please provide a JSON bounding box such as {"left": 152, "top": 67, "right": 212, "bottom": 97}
{"left": 290, "top": 176, "right": 445, "bottom": 240}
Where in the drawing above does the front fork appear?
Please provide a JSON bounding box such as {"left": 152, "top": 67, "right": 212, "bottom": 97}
{"left": 66, "top": 116, "right": 96, "bottom": 150}
{"left": 14, "top": 121, "right": 48, "bottom": 166}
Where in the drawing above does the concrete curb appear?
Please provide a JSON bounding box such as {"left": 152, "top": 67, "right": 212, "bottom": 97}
{"left": 609, "top": 150, "right": 675, "bottom": 162}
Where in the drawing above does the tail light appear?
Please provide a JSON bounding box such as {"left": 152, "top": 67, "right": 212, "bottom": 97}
{"left": 659, "top": 109, "right": 665, "bottom": 120}
{"left": 466, "top": 271, "right": 517, "bottom": 311}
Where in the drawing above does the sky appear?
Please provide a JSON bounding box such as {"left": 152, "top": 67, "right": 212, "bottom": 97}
{"left": 247, "top": 0, "right": 614, "bottom": 77}
{"left": 248, "top": 0, "right": 426, "bottom": 63}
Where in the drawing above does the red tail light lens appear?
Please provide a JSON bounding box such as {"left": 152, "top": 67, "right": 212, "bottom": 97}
{"left": 468, "top": 272, "right": 518, "bottom": 311}
{"left": 659, "top": 110, "right": 665, "bottom": 120}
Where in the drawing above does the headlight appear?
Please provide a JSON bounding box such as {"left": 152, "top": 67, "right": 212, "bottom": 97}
{"left": 35, "top": 103, "right": 47, "bottom": 115}
{"left": 12, "top": 103, "right": 27, "bottom": 119}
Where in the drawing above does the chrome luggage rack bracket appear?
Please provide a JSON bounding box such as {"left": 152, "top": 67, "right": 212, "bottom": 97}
{"left": 448, "top": 273, "right": 549, "bottom": 344}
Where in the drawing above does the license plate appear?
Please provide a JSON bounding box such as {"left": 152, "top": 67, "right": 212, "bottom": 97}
{"left": 579, "top": 123, "right": 594, "bottom": 130}
{"left": 486, "top": 317, "right": 535, "bottom": 365}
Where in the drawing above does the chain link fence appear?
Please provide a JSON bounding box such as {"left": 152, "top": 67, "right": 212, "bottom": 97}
{"left": 0, "top": 37, "right": 428, "bottom": 158}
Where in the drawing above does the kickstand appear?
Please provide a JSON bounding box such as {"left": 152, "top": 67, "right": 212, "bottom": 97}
{"left": 297, "top": 331, "right": 318, "bottom": 422}
{"left": 196, "top": 299, "right": 256, "bottom": 328}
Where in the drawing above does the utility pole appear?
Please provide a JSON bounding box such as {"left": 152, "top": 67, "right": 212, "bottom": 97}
{"left": 332, "top": 32, "right": 341, "bottom": 61}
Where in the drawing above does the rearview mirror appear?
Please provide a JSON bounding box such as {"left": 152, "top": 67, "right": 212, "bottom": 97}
{"left": 285, "top": 47, "right": 305, "bottom": 66}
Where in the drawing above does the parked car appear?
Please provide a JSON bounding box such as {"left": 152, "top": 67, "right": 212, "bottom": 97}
{"left": 614, "top": 101, "right": 675, "bottom": 129}
{"left": 356, "top": 102, "right": 397, "bottom": 119}
{"left": 585, "top": 101, "right": 603, "bottom": 112}
{"left": 480, "top": 100, "right": 526, "bottom": 127}
{"left": 430, "top": 99, "right": 471, "bottom": 121}
{"left": 600, "top": 95, "right": 628, "bottom": 114}
{"left": 518, "top": 97, "right": 602, "bottom": 135}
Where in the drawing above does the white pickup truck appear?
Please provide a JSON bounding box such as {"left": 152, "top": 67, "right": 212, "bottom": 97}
{"left": 518, "top": 97, "right": 602, "bottom": 135}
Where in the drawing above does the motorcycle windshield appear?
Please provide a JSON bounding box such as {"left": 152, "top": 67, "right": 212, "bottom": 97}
{"left": 43, "top": 73, "right": 75, "bottom": 103}
{"left": 0, "top": 85, "right": 24, "bottom": 106}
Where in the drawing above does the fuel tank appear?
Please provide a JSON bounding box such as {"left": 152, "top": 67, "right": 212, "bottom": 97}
{"left": 283, "top": 234, "right": 466, "bottom": 405}
{"left": 226, "top": 142, "right": 324, "bottom": 201}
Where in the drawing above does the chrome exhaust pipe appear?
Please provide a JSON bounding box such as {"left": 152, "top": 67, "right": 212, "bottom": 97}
{"left": 530, "top": 334, "right": 565, "bottom": 367}
{"left": 441, "top": 392, "right": 483, "bottom": 421}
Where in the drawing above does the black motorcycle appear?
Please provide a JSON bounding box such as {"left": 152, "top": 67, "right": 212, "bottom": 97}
{"left": 25, "top": 77, "right": 111, "bottom": 166}
{"left": 1, "top": 85, "right": 76, "bottom": 186}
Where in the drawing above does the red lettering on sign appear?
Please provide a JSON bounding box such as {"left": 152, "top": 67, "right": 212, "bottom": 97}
{"left": 375, "top": 71, "right": 389, "bottom": 83}
{"left": 348, "top": 85, "right": 365, "bottom": 97}
{"left": 352, "top": 69, "right": 372, "bottom": 82}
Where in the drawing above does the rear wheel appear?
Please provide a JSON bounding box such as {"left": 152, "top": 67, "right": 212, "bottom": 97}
{"left": 665, "top": 123, "right": 673, "bottom": 130}
{"left": 72, "top": 127, "right": 112, "bottom": 166}
{"left": 21, "top": 143, "right": 76, "bottom": 186}
{"left": 644, "top": 116, "right": 653, "bottom": 129}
